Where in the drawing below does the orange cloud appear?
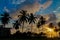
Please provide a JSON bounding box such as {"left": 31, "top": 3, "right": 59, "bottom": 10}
{"left": 10, "top": 0, "right": 52, "bottom": 19}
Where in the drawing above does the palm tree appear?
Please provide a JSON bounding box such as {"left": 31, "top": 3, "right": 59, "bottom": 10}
{"left": 49, "top": 23, "right": 54, "bottom": 28}
{"left": 57, "top": 22, "right": 60, "bottom": 31}
{"left": 37, "top": 20, "right": 41, "bottom": 28}
{"left": 40, "top": 16, "right": 46, "bottom": 25}
{"left": 1, "top": 12, "right": 11, "bottom": 27}
{"left": 28, "top": 13, "right": 36, "bottom": 32}
{"left": 58, "top": 22, "right": 60, "bottom": 27}
{"left": 37, "top": 16, "right": 46, "bottom": 28}
{"left": 13, "top": 20, "right": 20, "bottom": 30}
{"left": 18, "top": 10, "right": 28, "bottom": 32}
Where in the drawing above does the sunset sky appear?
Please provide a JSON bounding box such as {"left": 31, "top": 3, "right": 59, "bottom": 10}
{"left": 0, "top": 0, "right": 60, "bottom": 27}
{"left": 0, "top": 0, "right": 60, "bottom": 14}
{"left": 0, "top": 0, "right": 60, "bottom": 37}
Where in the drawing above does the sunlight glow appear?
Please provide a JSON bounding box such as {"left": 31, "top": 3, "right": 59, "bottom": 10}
{"left": 10, "top": 23, "right": 60, "bottom": 38}
{"left": 41, "top": 26, "right": 60, "bottom": 38}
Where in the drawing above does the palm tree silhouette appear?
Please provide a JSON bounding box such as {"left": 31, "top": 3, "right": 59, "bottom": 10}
{"left": 49, "top": 23, "right": 54, "bottom": 28}
{"left": 18, "top": 10, "right": 28, "bottom": 32}
{"left": 40, "top": 16, "right": 46, "bottom": 25}
{"left": 13, "top": 20, "right": 20, "bottom": 30}
{"left": 37, "top": 20, "right": 41, "bottom": 28}
{"left": 28, "top": 13, "right": 36, "bottom": 32}
{"left": 1, "top": 12, "right": 11, "bottom": 27}
{"left": 58, "top": 22, "right": 60, "bottom": 27}
{"left": 37, "top": 16, "right": 46, "bottom": 28}
{"left": 54, "top": 22, "right": 60, "bottom": 32}
{"left": 57, "top": 22, "right": 60, "bottom": 31}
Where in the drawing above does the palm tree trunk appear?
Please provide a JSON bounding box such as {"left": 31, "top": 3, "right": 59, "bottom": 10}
{"left": 31, "top": 23, "right": 33, "bottom": 33}
{"left": 22, "top": 22, "right": 24, "bottom": 33}
{"left": 3, "top": 24, "right": 5, "bottom": 28}
{"left": 31, "top": 24, "right": 32, "bottom": 32}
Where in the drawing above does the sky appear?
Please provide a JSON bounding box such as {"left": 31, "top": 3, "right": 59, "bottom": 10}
{"left": 0, "top": 0, "right": 60, "bottom": 34}
{"left": 0, "top": 0, "right": 60, "bottom": 36}
{"left": 0, "top": 0, "right": 60, "bottom": 27}
{"left": 0, "top": 0, "right": 60, "bottom": 14}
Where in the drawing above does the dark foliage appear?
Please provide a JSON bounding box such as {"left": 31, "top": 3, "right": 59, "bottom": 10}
{"left": 49, "top": 23, "right": 54, "bottom": 28}
{"left": 13, "top": 20, "right": 20, "bottom": 30}
{"left": 1, "top": 12, "right": 11, "bottom": 26}
{"left": 18, "top": 10, "right": 28, "bottom": 32}
{"left": 37, "top": 16, "right": 46, "bottom": 28}
{"left": 28, "top": 13, "right": 36, "bottom": 24}
{"left": 0, "top": 28, "right": 11, "bottom": 38}
{"left": 18, "top": 10, "right": 28, "bottom": 23}
{"left": 58, "top": 22, "right": 60, "bottom": 27}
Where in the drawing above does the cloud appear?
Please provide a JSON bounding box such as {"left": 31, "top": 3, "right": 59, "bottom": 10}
{"left": 53, "top": 11, "right": 57, "bottom": 13}
{"left": 53, "top": 7, "right": 60, "bottom": 13}
{"left": 58, "top": 7, "right": 60, "bottom": 8}
{"left": 11, "top": 0, "right": 52, "bottom": 19}
{"left": 41, "top": 0, "right": 53, "bottom": 9}
{"left": 56, "top": 7, "right": 60, "bottom": 10}
{"left": 3, "top": 6, "right": 10, "bottom": 12}
{"left": 12, "top": 0, "right": 26, "bottom": 4}
{"left": 54, "top": 13, "right": 60, "bottom": 22}
{"left": 55, "top": 13, "right": 60, "bottom": 17}
{"left": 10, "top": 1, "right": 40, "bottom": 19}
